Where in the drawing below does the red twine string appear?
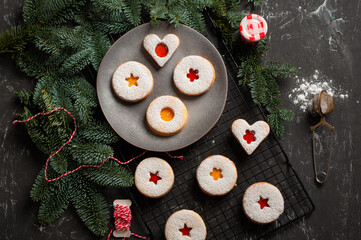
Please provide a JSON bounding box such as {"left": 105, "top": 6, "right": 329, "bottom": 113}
{"left": 107, "top": 205, "right": 146, "bottom": 240}
{"left": 12, "top": 107, "right": 183, "bottom": 182}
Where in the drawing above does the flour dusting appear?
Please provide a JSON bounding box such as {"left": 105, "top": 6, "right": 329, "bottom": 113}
{"left": 288, "top": 70, "right": 349, "bottom": 112}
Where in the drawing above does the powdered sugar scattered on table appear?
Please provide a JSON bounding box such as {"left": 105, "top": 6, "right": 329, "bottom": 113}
{"left": 288, "top": 70, "right": 349, "bottom": 112}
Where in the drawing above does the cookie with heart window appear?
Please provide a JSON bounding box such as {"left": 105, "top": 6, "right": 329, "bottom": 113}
{"left": 173, "top": 55, "right": 215, "bottom": 96}
{"left": 143, "top": 33, "right": 180, "bottom": 67}
{"left": 231, "top": 119, "right": 270, "bottom": 155}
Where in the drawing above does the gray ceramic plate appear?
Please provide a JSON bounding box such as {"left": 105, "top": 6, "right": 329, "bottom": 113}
{"left": 97, "top": 22, "right": 228, "bottom": 152}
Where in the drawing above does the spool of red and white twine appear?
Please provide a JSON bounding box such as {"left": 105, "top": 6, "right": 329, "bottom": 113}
{"left": 239, "top": 14, "right": 268, "bottom": 44}
{"left": 108, "top": 201, "right": 146, "bottom": 240}
{"left": 13, "top": 107, "right": 184, "bottom": 239}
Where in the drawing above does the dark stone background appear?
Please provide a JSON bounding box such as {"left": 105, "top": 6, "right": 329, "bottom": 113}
{"left": 1, "top": 0, "right": 360, "bottom": 239}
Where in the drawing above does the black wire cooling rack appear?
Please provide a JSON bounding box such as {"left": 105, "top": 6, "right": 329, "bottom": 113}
{"left": 111, "top": 14, "right": 315, "bottom": 240}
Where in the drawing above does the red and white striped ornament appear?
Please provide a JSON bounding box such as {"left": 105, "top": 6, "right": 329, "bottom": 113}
{"left": 239, "top": 14, "right": 268, "bottom": 44}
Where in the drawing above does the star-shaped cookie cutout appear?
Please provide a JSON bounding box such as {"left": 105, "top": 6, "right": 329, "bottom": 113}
{"left": 126, "top": 73, "right": 139, "bottom": 87}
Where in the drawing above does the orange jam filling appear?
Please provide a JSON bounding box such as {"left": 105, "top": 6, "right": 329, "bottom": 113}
{"left": 258, "top": 197, "right": 270, "bottom": 209}
{"left": 125, "top": 73, "right": 139, "bottom": 87}
{"left": 186, "top": 68, "right": 199, "bottom": 82}
{"left": 179, "top": 223, "right": 192, "bottom": 236}
{"left": 243, "top": 129, "right": 256, "bottom": 144}
{"left": 160, "top": 107, "right": 174, "bottom": 121}
{"left": 155, "top": 43, "right": 168, "bottom": 57}
{"left": 149, "top": 171, "right": 162, "bottom": 184}
{"left": 210, "top": 168, "right": 223, "bottom": 181}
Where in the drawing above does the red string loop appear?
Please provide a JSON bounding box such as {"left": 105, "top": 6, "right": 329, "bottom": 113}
{"left": 13, "top": 107, "right": 183, "bottom": 182}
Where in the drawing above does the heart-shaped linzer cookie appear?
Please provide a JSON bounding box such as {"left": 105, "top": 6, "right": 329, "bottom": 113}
{"left": 231, "top": 119, "right": 270, "bottom": 155}
{"left": 143, "top": 34, "right": 180, "bottom": 67}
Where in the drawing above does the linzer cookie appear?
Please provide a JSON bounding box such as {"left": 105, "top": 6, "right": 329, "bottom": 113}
{"left": 134, "top": 157, "right": 174, "bottom": 198}
{"left": 196, "top": 155, "right": 237, "bottom": 196}
{"left": 173, "top": 55, "right": 215, "bottom": 96}
{"left": 239, "top": 14, "right": 268, "bottom": 44}
{"left": 112, "top": 61, "right": 153, "bottom": 102}
{"left": 231, "top": 119, "right": 270, "bottom": 155}
{"left": 242, "top": 182, "right": 284, "bottom": 224}
{"left": 165, "top": 209, "right": 207, "bottom": 240}
{"left": 146, "top": 95, "right": 188, "bottom": 136}
{"left": 143, "top": 34, "right": 180, "bottom": 67}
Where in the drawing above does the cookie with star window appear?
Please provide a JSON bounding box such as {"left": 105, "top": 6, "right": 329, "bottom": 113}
{"left": 242, "top": 182, "right": 284, "bottom": 224}
{"left": 165, "top": 209, "right": 206, "bottom": 240}
{"left": 134, "top": 157, "right": 174, "bottom": 198}
{"left": 173, "top": 55, "right": 215, "bottom": 96}
{"left": 112, "top": 61, "right": 153, "bottom": 102}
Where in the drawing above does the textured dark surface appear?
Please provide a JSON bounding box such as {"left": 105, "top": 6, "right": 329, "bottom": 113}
{"left": 1, "top": 0, "right": 361, "bottom": 240}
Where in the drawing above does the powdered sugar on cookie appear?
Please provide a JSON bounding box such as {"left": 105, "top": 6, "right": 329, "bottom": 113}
{"left": 165, "top": 209, "right": 206, "bottom": 240}
{"left": 143, "top": 34, "right": 180, "bottom": 67}
{"left": 243, "top": 182, "right": 284, "bottom": 224}
{"left": 197, "top": 155, "right": 237, "bottom": 196}
{"left": 135, "top": 157, "right": 174, "bottom": 198}
{"left": 232, "top": 119, "right": 270, "bottom": 155}
{"left": 146, "top": 95, "right": 188, "bottom": 136}
{"left": 112, "top": 61, "right": 153, "bottom": 102}
{"left": 173, "top": 55, "right": 215, "bottom": 96}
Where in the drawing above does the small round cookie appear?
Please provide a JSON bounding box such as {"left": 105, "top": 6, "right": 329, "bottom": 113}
{"left": 146, "top": 95, "right": 188, "bottom": 136}
{"left": 173, "top": 55, "right": 215, "bottom": 96}
{"left": 165, "top": 209, "right": 207, "bottom": 240}
{"left": 242, "top": 182, "right": 284, "bottom": 224}
{"left": 196, "top": 155, "right": 238, "bottom": 196}
{"left": 134, "top": 157, "right": 174, "bottom": 198}
{"left": 112, "top": 61, "right": 153, "bottom": 102}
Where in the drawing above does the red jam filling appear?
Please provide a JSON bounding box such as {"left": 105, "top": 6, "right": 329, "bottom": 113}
{"left": 179, "top": 223, "right": 192, "bottom": 236}
{"left": 155, "top": 43, "right": 168, "bottom": 57}
{"left": 258, "top": 197, "right": 270, "bottom": 209}
{"left": 149, "top": 171, "right": 162, "bottom": 184}
{"left": 243, "top": 130, "right": 256, "bottom": 144}
{"left": 186, "top": 68, "right": 199, "bottom": 82}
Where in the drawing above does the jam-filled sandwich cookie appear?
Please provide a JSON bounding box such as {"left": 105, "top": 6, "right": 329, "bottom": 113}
{"left": 146, "top": 95, "right": 188, "bottom": 136}
{"left": 196, "top": 155, "right": 237, "bottom": 196}
{"left": 231, "top": 119, "right": 270, "bottom": 155}
{"left": 173, "top": 55, "right": 215, "bottom": 96}
{"left": 134, "top": 157, "right": 174, "bottom": 198}
{"left": 165, "top": 209, "right": 207, "bottom": 240}
{"left": 242, "top": 182, "right": 284, "bottom": 224}
{"left": 112, "top": 61, "right": 153, "bottom": 102}
{"left": 143, "top": 34, "right": 180, "bottom": 67}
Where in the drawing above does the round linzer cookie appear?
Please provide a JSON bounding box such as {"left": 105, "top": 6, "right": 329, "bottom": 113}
{"left": 196, "top": 155, "right": 237, "bottom": 196}
{"left": 242, "top": 182, "right": 284, "bottom": 224}
{"left": 112, "top": 61, "right": 153, "bottom": 102}
{"left": 165, "top": 209, "right": 207, "bottom": 240}
{"left": 146, "top": 95, "right": 188, "bottom": 136}
{"left": 231, "top": 119, "right": 270, "bottom": 155}
{"left": 173, "top": 55, "right": 215, "bottom": 96}
{"left": 134, "top": 157, "right": 174, "bottom": 198}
